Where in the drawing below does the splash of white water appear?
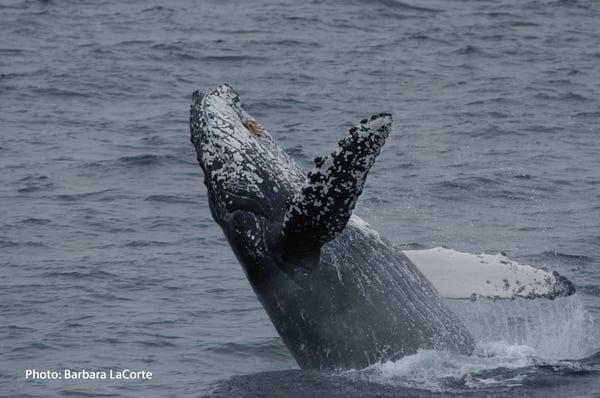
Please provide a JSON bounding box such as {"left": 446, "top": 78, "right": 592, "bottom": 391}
{"left": 447, "top": 295, "right": 599, "bottom": 360}
{"left": 346, "top": 342, "right": 539, "bottom": 391}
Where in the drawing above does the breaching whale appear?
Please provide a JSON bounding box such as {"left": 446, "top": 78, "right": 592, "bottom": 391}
{"left": 189, "top": 84, "right": 574, "bottom": 370}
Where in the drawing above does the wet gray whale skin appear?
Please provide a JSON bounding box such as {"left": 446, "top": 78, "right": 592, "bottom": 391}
{"left": 190, "top": 84, "right": 475, "bottom": 370}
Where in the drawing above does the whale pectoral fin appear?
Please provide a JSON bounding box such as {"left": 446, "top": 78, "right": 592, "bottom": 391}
{"left": 281, "top": 113, "right": 392, "bottom": 264}
{"left": 405, "top": 247, "right": 576, "bottom": 300}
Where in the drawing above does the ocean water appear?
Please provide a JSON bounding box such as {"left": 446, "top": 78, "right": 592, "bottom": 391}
{"left": 1, "top": 0, "right": 599, "bottom": 397}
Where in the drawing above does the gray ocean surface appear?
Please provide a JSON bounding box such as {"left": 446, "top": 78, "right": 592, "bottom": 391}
{"left": 1, "top": 0, "right": 599, "bottom": 397}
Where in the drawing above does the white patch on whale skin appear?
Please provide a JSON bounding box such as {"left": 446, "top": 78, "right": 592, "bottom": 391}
{"left": 405, "top": 247, "right": 568, "bottom": 300}
{"left": 192, "top": 84, "right": 305, "bottom": 202}
{"left": 348, "top": 215, "right": 386, "bottom": 244}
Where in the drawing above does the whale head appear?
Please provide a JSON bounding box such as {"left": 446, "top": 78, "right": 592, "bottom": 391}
{"left": 190, "top": 84, "right": 303, "bottom": 228}
{"left": 191, "top": 84, "right": 392, "bottom": 278}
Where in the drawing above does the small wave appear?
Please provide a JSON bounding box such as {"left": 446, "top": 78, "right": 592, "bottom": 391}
{"left": 0, "top": 48, "right": 28, "bottom": 55}
{"left": 136, "top": 339, "right": 177, "bottom": 348}
{"left": 116, "top": 154, "right": 163, "bottom": 166}
{"left": 514, "top": 173, "right": 533, "bottom": 179}
{"left": 115, "top": 39, "right": 155, "bottom": 46}
{"left": 88, "top": 292, "right": 131, "bottom": 301}
{"left": 10, "top": 341, "right": 55, "bottom": 353}
{"left": 19, "top": 217, "right": 51, "bottom": 225}
{"left": 94, "top": 337, "right": 123, "bottom": 344}
{"left": 555, "top": 0, "right": 593, "bottom": 9}
{"left": 453, "top": 44, "right": 484, "bottom": 55}
{"left": 259, "top": 39, "right": 322, "bottom": 48}
{"left": 574, "top": 111, "right": 600, "bottom": 118}
{"left": 18, "top": 179, "right": 54, "bottom": 193}
{"left": 140, "top": 135, "right": 169, "bottom": 145}
{"left": 282, "top": 14, "right": 320, "bottom": 23}
{"left": 200, "top": 55, "right": 270, "bottom": 64}
{"left": 428, "top": 175, "right": 538, "bottom": 201}
{"left": 59, "top": 390, "right": 115, "bottom": 397}
{"left": 52, "top": 189, "right": 121, "bottom": 202}
{"left": 204, "top": 338, "right": 289, "bottom": 359}
{"left": 428, "top": 176, "right": 501, "bottom": 195}
{"left": 466, "top": 97, "right": 520, "bottom": 106}
{"left": 42, "top": 270, "right": 117, "bottom": 280}
{"left": 82, "top": 154, "right": 178, "bottom": 171}
{"left": 151, "top": 42, "right": 185, "bottom": 51}
{"left": 435, "top": 176, "right": 503, "bottom": 189}
{"left": 579, "top": 285, "right": 600, "bottom": 297}
{"left": 122, "top": 240, "right": 171, "bottom": 247}
{"left": 485, "top": 12, "right": 520, "bottom": 18}
{"left": 0, "top": 67, "right": 49, "bottom": 82}
{"left": 141, "top": 5, "right": 175, "bottom": 13}
{"left": 17, "top": 174, "right": 51, "bottom": 185}
{"left": 533, "top": 92, "right": 593, "bottom": 102}
{"left": 0, "top": 240, "right": 46, "bottom": 248}
{"left": 506, "top": 20, "right": 540, "bottom": 27}
{"left": 33, "top": 86, "right": 90, "bottom": 98}
{"left": 536, "top": 251, "right": 593, "bottom": 264}
{"left": 361, "top": 0, "right": 441, "bottom": 12}
{"left": 144, "top": 194, "right": 196, "bottom": 204}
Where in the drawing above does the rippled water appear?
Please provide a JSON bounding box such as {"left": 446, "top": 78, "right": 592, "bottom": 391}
{"left": 1, "top": 0, "right": 599, "bottom": 397}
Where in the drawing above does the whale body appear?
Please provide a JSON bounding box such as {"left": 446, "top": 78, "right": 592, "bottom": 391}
{"left": 190, "top": 84, "right": 504, "bottom": 369}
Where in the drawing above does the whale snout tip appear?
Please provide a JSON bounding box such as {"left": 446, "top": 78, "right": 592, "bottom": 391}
{"left": 215, "top": 83, "right": 240, "bottom": 102}
{"left": 217, "top": 82, "right": 235, "bottom": 93}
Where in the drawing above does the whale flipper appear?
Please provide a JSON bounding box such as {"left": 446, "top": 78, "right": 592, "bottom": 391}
{"left": 281, "top": 113, "right": 392, "bottom": 265}
{"left": 405, "top": 247, "right": 576, "bottom": 300}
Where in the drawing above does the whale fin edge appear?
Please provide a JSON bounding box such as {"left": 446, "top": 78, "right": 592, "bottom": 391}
{"left": 281, "top": 113, "right": 392, "bottom": 265}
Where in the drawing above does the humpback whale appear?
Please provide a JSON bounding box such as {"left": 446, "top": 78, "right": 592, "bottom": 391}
{"left": 189, "top": 84, "right": 573, "bottom": 370}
